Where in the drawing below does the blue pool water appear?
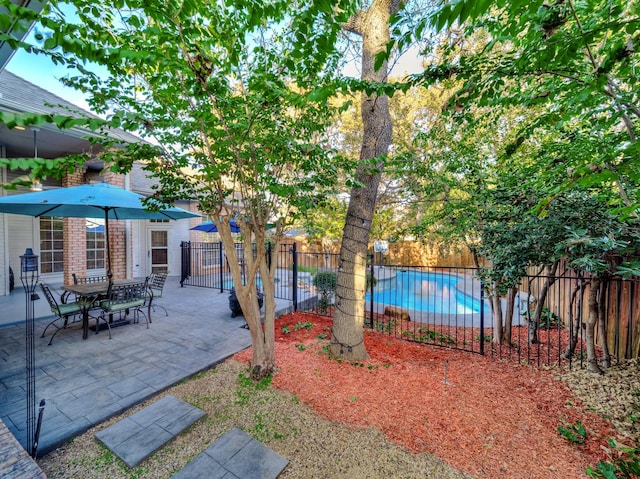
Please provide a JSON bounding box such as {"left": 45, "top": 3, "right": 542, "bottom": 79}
{"left": 366, "top": 270, "right": 488, "bottom": 314}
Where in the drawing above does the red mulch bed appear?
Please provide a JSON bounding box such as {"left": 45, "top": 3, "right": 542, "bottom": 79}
{"left": 232, "top": 312, "right": 616, "bottom": 479}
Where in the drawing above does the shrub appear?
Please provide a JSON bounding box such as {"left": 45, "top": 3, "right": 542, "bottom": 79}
{"left": 314, "top": 271, "right": 337, "bottom": 314}
{"left": 313, "top": 271, "right": 338, "bottom": 293}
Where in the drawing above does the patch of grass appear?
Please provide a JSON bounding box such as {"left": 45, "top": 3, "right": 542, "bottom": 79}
{"left": 375, "top": 319, "right": 396, "bottom": 333}
{"left": 250, "top": 411, "right": 285, "bottom": 442}
{"left": 410, "top": 327, "right": 456, "bottom": 344}
{"left": 91, "top": 447, "right": 129, "bottom": 474}
{"left": 476, "top": 334, "right": 493, "bottom": 342}
{"left": 296, "top": 343, "right": 306, "bottom": 351}
{"left": 236, "top": 371, "right": 273, "bottom": 405}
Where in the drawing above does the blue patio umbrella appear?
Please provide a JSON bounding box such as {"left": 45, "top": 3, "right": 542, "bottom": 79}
{"left": 191, "top": 220, "right": 275, "bottom": 234}
{"left": 0, "top": 182, "right": 200, "bottom": 277}
{"left": 191, "top": 220, "right": 241, "bottom": 233}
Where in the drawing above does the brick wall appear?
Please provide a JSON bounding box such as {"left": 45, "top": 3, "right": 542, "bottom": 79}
{"left": 62, "top": 171, "right": 86, "bottom": 285}
{"left": 61, "top": 171, "right": 129, "bottom": 283}
{"left": 103, "top": 171, "right": 127, "bottom": 279}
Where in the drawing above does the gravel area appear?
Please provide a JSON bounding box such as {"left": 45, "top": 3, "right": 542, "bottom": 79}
{"left": 37, "top": 360, "right": 471, "bottom": 479}
{"left": 559, "top": 358, "right": 640, "bottom": 447}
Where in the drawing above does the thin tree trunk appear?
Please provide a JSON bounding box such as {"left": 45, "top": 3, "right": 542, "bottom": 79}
{"left": 597, "top": 279, "right": 611, "bottom": 369}
{"left": 332, "top": 0, "right": 401, "bottom": 361}
{"left": 491, "top": 279, "right": 503, "bottom": 345}
{"left": 503, "top": 286, "right": 517, "bottom": 345}
{"left": 529, "top": 262, "right": 558, "bottom": 344}
{"left": 585, "top": 277, "right": 603, "bottom": 374}
{"left": 562, "top": 277, "right": 585, "bottom": 360}
{"left": 219, "top": 225, "right": 275, "bottom": 378}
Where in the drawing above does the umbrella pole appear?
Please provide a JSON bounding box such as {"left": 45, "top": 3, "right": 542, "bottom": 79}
{"left": 105, "top": 209, "right": 113, "bottom": 279}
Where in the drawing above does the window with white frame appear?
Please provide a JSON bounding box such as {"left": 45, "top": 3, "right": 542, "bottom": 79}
{"left": 39, "top": 217, "right": 64, "bottom": 273}
{"left": 86, "top": 220, "right": 106, "bottom": 270}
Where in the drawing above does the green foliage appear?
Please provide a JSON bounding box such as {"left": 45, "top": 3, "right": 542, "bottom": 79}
{"left": 558, "top": 420, "right": 587, "bottom": 444}
{"left": 317, "top": 295, "right": 332, "bottom": 312}
{"left": 586, "top": 439, "right": 640, "bottom": 478}
{"left": 293, "top": 321, "right": 313, "bottom": 331}
{"left": 400, "top": 0, "right": 640, "bottom": 284}
{"left": 313, "top": 271, "right": 338, "bottom": 292}
{"left": 236, "top": 371, "right": 272, "bottom": 406}
{"left": 524, "top": 307, "right": 561, "bottom": 330}
{"left": 313, "top": 271, "right": 337, "bottom": 313}
{"left": 403, "top": 327, "right": 455, "bottom": 344}
{"left": 281, "top": 324, "right": 290, "bottom": 335}
{"left": 375, "top": 319, "right": 396, "bottom": 333}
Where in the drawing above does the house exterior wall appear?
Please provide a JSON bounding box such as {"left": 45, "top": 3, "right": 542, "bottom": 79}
{"left": 0, "top": 72, "right": 202, "bottom": 295}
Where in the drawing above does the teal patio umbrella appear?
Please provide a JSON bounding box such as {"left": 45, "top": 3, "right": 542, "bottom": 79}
{"left": 191, "top": 220, "right": 275, "bottom": 233}
{"left": 0, "top": 182, "right": 200, "bottom": 277}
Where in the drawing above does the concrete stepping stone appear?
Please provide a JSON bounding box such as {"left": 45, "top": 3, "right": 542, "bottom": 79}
{"left": 171, "top": 428, "right": 288, "bottom": 479}
{"left": 95, "top": 395, "right": 205, "bottom": 468}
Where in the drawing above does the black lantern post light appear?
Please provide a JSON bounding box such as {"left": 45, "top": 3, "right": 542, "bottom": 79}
{"left": 20, "top": 248, "right": 44, "bottom": 458}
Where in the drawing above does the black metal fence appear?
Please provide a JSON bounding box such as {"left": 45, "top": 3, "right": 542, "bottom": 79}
{"left": 180, "top": 242, "right": 639, "bottom": 367}
{"left": 179, "top": 241, "right": 295, "bottom": 301}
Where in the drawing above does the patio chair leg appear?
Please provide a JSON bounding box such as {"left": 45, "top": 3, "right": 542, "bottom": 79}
{"left": 96, "top": 314, "right": 112, "bottom": 339}
{"left": 41, "top": 315, "right": 73, "bottom": 345}
{"left": 134, "top": 308, "right": 149, "bottom": 329}
{"left": 152, "top": 304, "right": 168, "bottom": 317}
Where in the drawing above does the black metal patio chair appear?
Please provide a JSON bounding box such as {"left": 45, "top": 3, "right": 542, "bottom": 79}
{"left": 40, "top": 283, "right": 83, "bottom": 345}
{"left": 146, "top": 272, "right": 168, "bottom": 321}
{"left": 72, "top": 273, "right": 108, "bottom": 284}
{"left": 100, "top": 280, "right": 149, "bottom": 334}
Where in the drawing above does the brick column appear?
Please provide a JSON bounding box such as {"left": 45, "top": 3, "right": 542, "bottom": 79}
{"left": 102, "top": 171, "right": 127, "bottom": 279}
{"left": 62, "top": 171, "right": 86, "bottom": 285}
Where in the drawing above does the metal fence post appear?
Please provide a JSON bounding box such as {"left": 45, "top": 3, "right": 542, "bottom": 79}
{"left": 369, "top": 254, "right": 374, "bottom": 328}
{"left": 292, "top": 243, "right": 298, "bottom": 311}
{"left": 179, "top": 241, "right": 189, "bottom": 287}
{"left": 267, "top": 242, "right": 272, "bottom": 272}
{"left": 218, "top": 241, "right": 224, "bottom": 293}
{"left": 479, "top": 278, "right": 485, "bottom": 355}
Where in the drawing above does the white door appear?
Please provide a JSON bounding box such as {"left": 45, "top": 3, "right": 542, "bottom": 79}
{"left": 149, "top": 230, "right": 169, "bottom": 274}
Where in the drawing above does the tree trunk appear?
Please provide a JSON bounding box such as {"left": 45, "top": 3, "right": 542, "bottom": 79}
{"left": 219, "top": 222, "right": 275, "bottom": 379}
{"left": 502, "top": 286, "right": 516, "bottom": 345}
{"left": 585, "top": 277, "right": 603, "bottom": 374}
{"left": 597, "top": 279, "right": 611, "bottom": 369}
{"left": 490, "top": 279, "right": 503, "bottom": 345}
{"left": 561, "top": 278, "right": 585, "bottom": 360}
{"left": 528, "top": 262, "right": 558, "bottom": 344}
{"left": 332, "top": 0, "right": 401, "bottom": 361}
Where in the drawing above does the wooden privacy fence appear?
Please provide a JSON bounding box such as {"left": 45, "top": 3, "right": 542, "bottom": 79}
{"left": 521, "top": 272, "right": 640, "bottom": 361}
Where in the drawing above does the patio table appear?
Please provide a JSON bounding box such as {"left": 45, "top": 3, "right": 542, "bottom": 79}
{"left": 62, "top": 279, "right": 141, "bottom": 340}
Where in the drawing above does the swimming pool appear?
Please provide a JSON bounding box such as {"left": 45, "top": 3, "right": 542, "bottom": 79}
{"left": 366, "top": 269, "right": 488, "bottom": 314}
